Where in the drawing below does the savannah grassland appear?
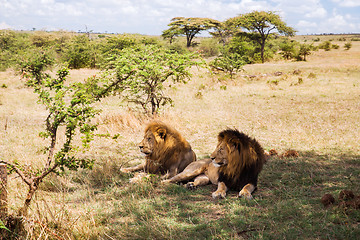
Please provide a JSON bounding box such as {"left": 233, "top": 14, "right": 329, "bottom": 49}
{"left": 0, "top": 35, "right": 360, "bottom": 239}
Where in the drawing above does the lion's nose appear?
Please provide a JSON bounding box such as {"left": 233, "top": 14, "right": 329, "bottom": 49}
{"left": 139, "top": 145, "right": 144, "bottom": 150}
{"left": 210, "top": 156, "right": 215, "bottom": 161}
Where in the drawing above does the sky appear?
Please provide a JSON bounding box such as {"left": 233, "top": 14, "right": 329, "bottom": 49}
{"left": 1, "top": 0, "right": 360, "bottom": 35}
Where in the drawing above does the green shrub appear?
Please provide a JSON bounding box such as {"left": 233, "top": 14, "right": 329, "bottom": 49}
{"left": 0, "top": 30, "right": 32, "bottom": 70}
{"left": 344, "top": 42, "right": 352, "bottom": 50}
{"left": 226, "top": 36, "right": 257, "bottom": 64}
{"left": 30, "top": 32, "right": 56, "bottom": 47}
{"left": 17, "top": 49, "right": 54, "bottom": 83}
{"left": 101, "top": 35, "right": 136, "bottom": 54}
{"left": 331, "top": 44, "right": 339, "bottom": 49}
{"left": 61, "top": 35, "right": 98, "bottom": 69}
{"left": 210, "top": 47, "right": 246, "bottom": 78}
{"left": 166, "top": 42, "right": 189, "bottom": 54}
{"left": 318, "top": 41, "right": 331, "bottom": 51}
{"left": 197, "top": 38, "right": 220, "bottom": 57}
{"left": 279, "top": 40, "right": 297, "bottom": 60}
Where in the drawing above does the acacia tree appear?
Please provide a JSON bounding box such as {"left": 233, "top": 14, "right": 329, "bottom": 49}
{"left": 209, "top": 20, "right": 242, "bottom": 46}
{"left": 161, "top": 26, "right": 182, "bottom": 45}
{"left": 229, "top": 11, "right": 296, "bottom": 63}
{"left": 163, "top": 17, "right": 220, "bottom": 47}
{"left": 104, "top": 44, "right": 201, "bottom": 114}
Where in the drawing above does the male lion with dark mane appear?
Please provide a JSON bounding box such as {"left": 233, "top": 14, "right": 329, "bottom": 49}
{"left": 163, "top": 129, "right": 266, "bottom": 199}
{"left": 121, "top": 121, "right": 196, "bottom": 179}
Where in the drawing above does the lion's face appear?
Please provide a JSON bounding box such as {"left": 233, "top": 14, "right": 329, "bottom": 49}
{"left": 210, "top": 141, "right": 229, "bottom": 167}
{"left": 139, "top": 130, "right": 156, "bottom": 156}
{"left": 139, "top": 127, "right": 166, "bottom": 157}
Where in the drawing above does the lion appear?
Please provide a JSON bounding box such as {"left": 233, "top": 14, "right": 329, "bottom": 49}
{"left": 120, "top": 121, "right": 196, "bottom": 179}
{"left": 163, "top": 129, "right": 266, "bottom": 200}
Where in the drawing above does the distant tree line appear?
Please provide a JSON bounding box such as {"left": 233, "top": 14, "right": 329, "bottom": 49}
{"left": 0, "top": 10, "right": 354, "bottom": 73}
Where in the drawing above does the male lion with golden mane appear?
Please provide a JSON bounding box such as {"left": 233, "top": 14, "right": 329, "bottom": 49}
{"left": 121, "top": 121, "right": 196, "bottom": 179}
{"left": 163, "top": 129, "right": 266, "bottom": 199}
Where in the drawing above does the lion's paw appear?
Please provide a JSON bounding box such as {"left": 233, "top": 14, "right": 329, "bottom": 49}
{"left": 186, "top": 182, "right": 197, "bottom": 190}
{"left": 129, "top": 172, "right": 149, "bottom": 184}
{"left": 162, "top": 179, "right": 171, "bottom": 185}
{"left": 239, "top": 189, "right": 253, "bottom": 200}
{"left": 212, "top": 190, "right": 226, "bottom": 199}
{"left": 120, "top": 167, "right": 132, "bottom": 173}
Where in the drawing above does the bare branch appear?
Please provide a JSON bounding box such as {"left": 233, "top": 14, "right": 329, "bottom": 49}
{"left": 0, "top": 160, "right": 32, "bottom": 186}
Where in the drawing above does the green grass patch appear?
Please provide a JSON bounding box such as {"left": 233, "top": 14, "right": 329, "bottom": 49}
{"left": 71, "top": 152, "right": 360, "bottom": 239}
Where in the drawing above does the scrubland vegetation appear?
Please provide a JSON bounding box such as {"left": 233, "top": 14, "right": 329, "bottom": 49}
{"left": 0, "top": 30, "right": 359, "bottom": 239}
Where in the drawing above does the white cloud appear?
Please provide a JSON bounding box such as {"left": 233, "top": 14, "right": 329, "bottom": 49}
{"left": 296, "top": 20, "right": 317, "bottom": 33}
{"left": 0, "top": 0, "right": 358, "bottom": 34}
{"left": 297, "top": 20, "right": 317, "bottom": 28}
{"left": 332, "top": 0, "right": 360, "bottom": 7}
{"left": 317, "top": 9, "right": 359, "bottom": 33}
{"left": 305, "top": 7, "right": 327, "bottom": 18}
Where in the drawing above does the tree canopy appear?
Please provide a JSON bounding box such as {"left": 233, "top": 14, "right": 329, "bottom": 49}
{"left": 209, "top": 20, "right": 242, "bottom": 46}
{"left": 228, "top": 11, "right": 296, "bottom": 63}
{"left": 104, "top": 44, "right": 200, "bottom": 114}
{"left": 163, "top": 17, "right": 220, "bottom": 47}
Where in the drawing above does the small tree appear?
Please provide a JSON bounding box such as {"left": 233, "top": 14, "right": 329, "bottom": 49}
{"left": 104, "top": 44, "right": 201, "bottom": 114}
{"left": 164, "top": 17, "right": 220, "bottom": 47}
{"left": 161, "top": 26, "right": 182, "bottom": 45}
{"left": 298, "top": 43, "right": 313, "bottom": 61}
{"left": 61, "top": 35, "right": 98, "bottom": 68}
{"left": 209, "top": 51, "right": 245, "bottom": 78}
{"left": 17, "top": 49, "right": 54, "bottom": 84}
{"left": 0, "top": 51, "right": 132, "bottom": 236}
{"left": 228, "top": 11, "right": 296, "bottom": 63}
{"left": 279, "top": 40, "right": 297, "bottom": 60}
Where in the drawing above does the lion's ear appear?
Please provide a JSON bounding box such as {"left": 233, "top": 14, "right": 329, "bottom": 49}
{"left": 157, "top": 128, "right": 166, "bottom": 139}
{"left": 228, "top": 138, "right": 241, "bottom": 152}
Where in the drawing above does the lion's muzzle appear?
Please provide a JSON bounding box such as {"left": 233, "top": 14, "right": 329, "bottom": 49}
{"left": 139, "top": 146, "right": 151, "bottom": 155}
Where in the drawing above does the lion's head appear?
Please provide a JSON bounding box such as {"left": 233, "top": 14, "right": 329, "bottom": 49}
{"left": 139, "top": 125, "right": 165, "bottom": 157}
{"left": 138, "top": 121, "right": 196, "bottom": 175}
{"left": 139, "top": 122, "right": 185, "bottom": 158}
{"left": 210, "top": 129, "right": 265, "bottom": 190}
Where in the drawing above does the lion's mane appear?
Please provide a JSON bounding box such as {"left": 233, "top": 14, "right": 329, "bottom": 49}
{"left": 217, "top": 129, "right": 265, "bottom": 191}
{"left": 144, "top": 121, "right": 195, "bottom": 174}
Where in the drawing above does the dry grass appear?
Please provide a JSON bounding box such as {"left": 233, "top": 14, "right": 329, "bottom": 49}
{"left": 0, "top": 35, "right": 359, "bottom": 239}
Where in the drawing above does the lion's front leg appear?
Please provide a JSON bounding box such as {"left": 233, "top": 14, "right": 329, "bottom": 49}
{"left": 120, "top": 163, "right": 146, "bottom": 173}
{"left": 212, "top": 181, "right": 228, "bottom": 199}
{"left": 239, "top": 183, "right": 256, "bottom": 200}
